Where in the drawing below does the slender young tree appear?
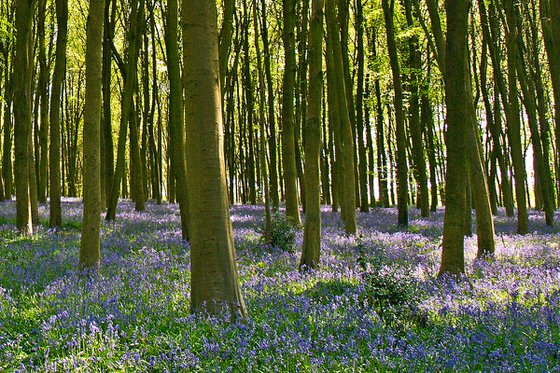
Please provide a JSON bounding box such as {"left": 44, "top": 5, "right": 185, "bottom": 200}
{"left": 106, "top": 0, "right": 144, "bottom": 220}
{"left": 326, "top": 0, "right": 357, "bottom": 234}
{"left": 300, "top": 0, "right": 324, "bottom": 270}
{"left": 49, "top": 0, "right": 68, "bottom": 228}
{"left": 382, "top": 0, "right": 408, "bottom": 227}
{"left": 282, "top": 0, "right": 302, "bottom": 225}
{"left": 183, "top": 0, "right": 247, "bottom": 317}
{"left": 80, "top": 0, "right": 104, "bottom": 269}
{"left": 164, "top": 0, "right": 189, "bottom": 240}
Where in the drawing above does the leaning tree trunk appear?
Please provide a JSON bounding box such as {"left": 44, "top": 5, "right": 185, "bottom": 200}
{"left": 80, "top": 0, "right": 104, "bottom": 270}
{"left": 183, "top": 0, "right": 247, "bottom": 318}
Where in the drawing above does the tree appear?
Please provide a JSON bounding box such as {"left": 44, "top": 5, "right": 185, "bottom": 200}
{"left": 164, "top": 0, "right": 189, "bottom": 240}
{"left": 106, "top": 0, "right": 144, "bottom": 221}
{"left": 13, "top": 0, "right": 34, "bottom": 235}
{"left": 439, "top": 0, "right": 469, "bottom": 276}
{"left": 300, "top": 0, "right": 325, "bottom": 270}
{"left": 282, "top": 0, "right": 302, "bottom": 225}
{"left": 183, "top": 0, "right": 247, "bottom": 317}
{"left": 325, "top": 0, "right": 357, "bottom": 235}
{"left": 382, "top": 0, "right": 408, "bottom": 227}
{"left": 79, "top": 0, "right": 104, "bottom": 269}
{"left": 49, "top": 0, "right": 67, "bottom": 228}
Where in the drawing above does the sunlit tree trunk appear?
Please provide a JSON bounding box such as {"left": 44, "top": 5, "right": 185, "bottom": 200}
{"left": 355, "top": 0, "right": 369, "bottom": 212}
{"left": 326, "top": 0, "right": 356, "bottom": 234}
{"left": 106, "top": 0, "right": 143, "bottom": 221}
{"left": 80, "top": 0, "right": 104, "bottom": 270}
{"left": 382, "top": 0, "right": 408, "bottom": 227}
{"left": 36, "top": 0, "right": 48, "bottom": 204}
{"left": 300, "top": 0, "right": 324, "bottom": 270}
{"left": 183, "top": 0, "right": 247, "bottom": 318}
{"left": 13, "top": 0, "right": 34, "bottom": 235}
{"left": 164, "top": 0, "right": 189, "bottom": 240}
{"left": 282, "top": 0, "right": 302, "bottom": 225}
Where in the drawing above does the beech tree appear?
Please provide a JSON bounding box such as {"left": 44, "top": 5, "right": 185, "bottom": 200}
{"left": 183, "top": 0, "right": 247, "bottom": 317}
{"left": 79, "top": 0, "right": 104, "bottom": 269}
{"left": 300, "top": 0, "right": 325, "bottom": 270}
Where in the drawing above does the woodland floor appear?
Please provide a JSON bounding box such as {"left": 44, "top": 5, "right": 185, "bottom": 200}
{"left": 0, "top": 199, "right": 559, "bottom": 371}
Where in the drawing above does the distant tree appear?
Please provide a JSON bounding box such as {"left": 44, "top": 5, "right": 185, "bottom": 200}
{"left": 49, "top": 0, "right": 68, "bottom": 228}
{"left": 325, "top": 0, "right": 357, "bottom": 235}
{"left": 282, "top": 0, "right": 302, "bottom": 225}
{"left": 382, "top": 0, "right": 408, "bottom": 227}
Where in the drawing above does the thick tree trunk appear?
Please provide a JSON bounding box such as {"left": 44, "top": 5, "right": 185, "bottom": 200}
{"left": 80, "top": 0, "right": 104, "bottom": 270}
{"left": 183, "top": 0, "right": 247, "bottom": 318}
{"left": 439, "top": 0, "right": 469, "bottom": 276}
{"left": 300, "top": 0, "right": 324, "bottom": 270}
{"left": 14, "top": 0, "right": 34, "bottom": 235}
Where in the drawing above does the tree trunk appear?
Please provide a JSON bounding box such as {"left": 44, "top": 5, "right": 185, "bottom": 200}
{"left": 300, "top": 0, "right": 324, "bottom": 270}
{"left": 403, "top": 0, "right": 429, "bottom": 217}
{"left": 281, "top": 0, "right": 301, "bottom": 225}
{"left": 80, "top": 0, "right": 104, "bottom": 270}
{"left": 183, "top": 0, "right": 247, "bottom": 318}
{"left": 36, "top": 0, "right": 48, "bottom": 204}
{"left": 106, "top": 0, "right": 144, "bottom": 220}
{"left": 439, "top": 0, "right": 469, "bottom": 276}
{"left": 382, "top": 0, "right": 408, "bottom": 227}
{"left": 13, "top": 0, "right": 34, "bottom": 235}
{"left": 326, "top": 0, "right": 357, "bottom": 235}
{"left": 49, "top": 0, "right": 67, "bottom": 228}
{"left": 355, "top": 0, "right": 369, "bottom": 212}
{"left": 260, "top": 0, "right": 279, "bottom": 210}
{"left": 164, "top": 0, "right": 189, "bottom": 240}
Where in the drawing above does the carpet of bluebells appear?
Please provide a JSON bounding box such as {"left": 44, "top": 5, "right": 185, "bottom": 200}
{"left": 1, "top": 199, "right": 559, "bottom": 372}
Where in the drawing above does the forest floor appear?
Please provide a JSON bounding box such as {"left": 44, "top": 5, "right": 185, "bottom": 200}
{"left": 0, "top": 199, "right": 559, "bottom": 371}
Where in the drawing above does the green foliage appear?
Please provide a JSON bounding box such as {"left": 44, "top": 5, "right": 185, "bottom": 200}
{"left": 258, "top": 212, "right": 298, "bottom": 253}
{"left": 358, "top": 245, "right": 428, "bottom": 330}
{"left": 0, "top": 17, "right": 14, "bottom": 45}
